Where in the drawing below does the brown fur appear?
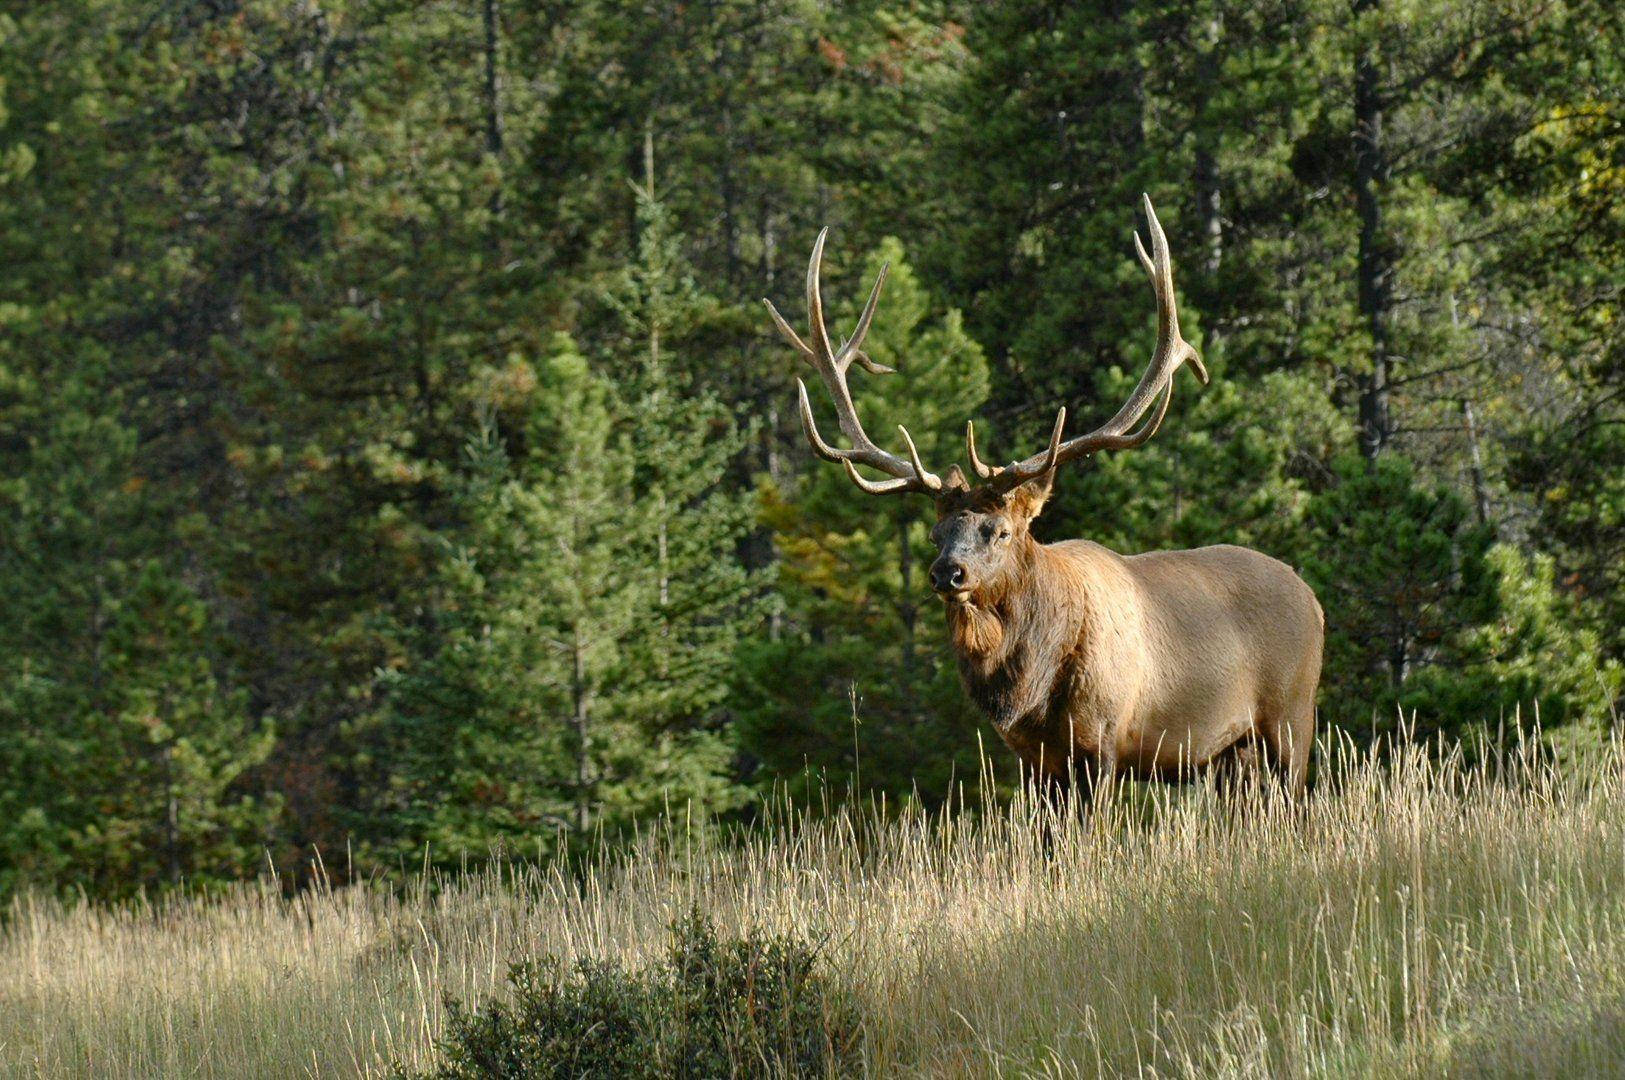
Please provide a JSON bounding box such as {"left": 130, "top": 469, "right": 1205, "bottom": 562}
{"left": 947, "top": 601, "right": 1005, "bottom": 664}
{"left": 932, "top": 480, "right": 1323, "bottom": 798}
{"left": 765, "top": 204, "right": 1320, "bottom": 799}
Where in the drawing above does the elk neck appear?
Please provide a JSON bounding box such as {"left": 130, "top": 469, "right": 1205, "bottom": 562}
{"left": 943, "top": 535, "right": 1094, "bottom": 729}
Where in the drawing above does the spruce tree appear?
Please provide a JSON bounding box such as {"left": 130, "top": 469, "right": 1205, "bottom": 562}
{"left": 604, "top": 165, "right": 762, "bottom": 783}
{"left": 365, "top": 337, "right": 640, "bottom": 858}
{"left": 367, "top": 298, "right": 755, "bottom": 865}
{"left": 1403, "top": 546, "right": 1621, "bottom": 742}
{"left": 1301, "top": 455, "right": 1497, "bottom": 739}
{"left": 0, "top": 401, "right": 275, "bottom": 897}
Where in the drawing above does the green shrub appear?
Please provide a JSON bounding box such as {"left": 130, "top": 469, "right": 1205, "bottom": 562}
{"left": 402, "top": 912, "right": 860, "bottom": 1079}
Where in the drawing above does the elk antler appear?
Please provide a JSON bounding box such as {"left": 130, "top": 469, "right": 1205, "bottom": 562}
{"left": 763, "top": 228, "right": 944, "bottom": 496}
{"left": 968, "top": 195, "right": 1209, "bottom": 495}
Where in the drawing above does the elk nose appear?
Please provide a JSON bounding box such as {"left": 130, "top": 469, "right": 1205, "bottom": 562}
{"left": 930, "top": 561, "right": 967, "bottom": 594}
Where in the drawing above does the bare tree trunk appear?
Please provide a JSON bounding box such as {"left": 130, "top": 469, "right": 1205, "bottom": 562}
{"left": 162, "top": 738, "right": 180, "bottom": 885}
{"left": 897, "top": 507, "right": 916, "bottom": 715}
{"left": 765, "top": 396, "right": 783, "bottom": 642}
{"left": 1193, "top": 15, "right": 1224, "bottom": 278}
{"left": 1194, "top": 141, "right": 1222, "bottom": 273}
{"left": 1354, "top": 0, "right": 1393, "bottom": 460}
{"left": 571, "top": 632, "right": 590, "bottom": 835}
{"left": 1461, "top": 398, "right": 1492, "bottom": 528}
{"left": 481, "top": 0, "right": 504, "bottom": 220}
{"left": 1191, "top": 13, "right": 1224, "bottom": 366}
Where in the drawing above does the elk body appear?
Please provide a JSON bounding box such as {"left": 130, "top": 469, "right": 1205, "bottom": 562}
{"left": 765, "top": 197, "right": 1323, "bottom": 799}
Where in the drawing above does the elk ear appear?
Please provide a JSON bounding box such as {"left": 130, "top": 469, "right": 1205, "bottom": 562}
{"left": 1005, "top": 469, "right": 1056, "bottom": 522}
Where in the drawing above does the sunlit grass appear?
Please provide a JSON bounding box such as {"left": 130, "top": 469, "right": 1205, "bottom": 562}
{"left": 3, "top": 732, "right": 1623, "bottom": 1077}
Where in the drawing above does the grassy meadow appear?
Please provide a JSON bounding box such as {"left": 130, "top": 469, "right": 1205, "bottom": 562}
{"left": 4, "top": 734, "right": 1624, "bottom": 1078}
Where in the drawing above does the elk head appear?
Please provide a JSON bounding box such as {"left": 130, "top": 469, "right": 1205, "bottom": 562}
{"left": 763, "top": 195, "right": 1208, "bottom": 609}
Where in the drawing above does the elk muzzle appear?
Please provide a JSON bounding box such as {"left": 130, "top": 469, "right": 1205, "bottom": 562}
{"left": 930, "top": 558, "right": 969, "bottom": 598}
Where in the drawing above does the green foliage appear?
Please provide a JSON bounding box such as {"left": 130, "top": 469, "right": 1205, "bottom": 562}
{"left": 1405, "top": 545, "right": 1622, "bottom": 737}
{"left": 1303, "top": 455, "right": 1497, "bottom": 738}
{"left": 1054, "top": 365, "right": 1351, "bottom": 555}
{"left": 1306, "top": 451, "right": 1613, "bottom": 749}
{"left": 927, "top": 0, "right": 1156, "bottom": 411}
{"left": 403, "top": 913, "right": 859, "bottom": 1080}
{"left": 0, "top": 401, "right": 276, "bottom": 897}
{"left": 362, "top": 321, "right": 752, "bottom": 864}
{"left": 1, "top": 0, "right": 1621, "bottom": 899}
{"left": 1510, "top": 411, "right": 1625, "bottom": 662}
{"left": 604, "top": 181, "right": 765, "bottom": 737}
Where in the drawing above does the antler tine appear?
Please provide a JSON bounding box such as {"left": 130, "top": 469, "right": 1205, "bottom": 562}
{"left": 1040, "top": 407, "right": 1066, "bottom": 472}
{"left": 794, "top": 379, "right": 845, "bottom": 463}
{"left": 842, "top": 460, "right": 919, "bottom": 495}
{"left": 845, "top": 265, "right": 896, "bottom": 375}
{"left": 989, "top": 195, "right": 1205, "bottom": 495}
{"left": 1071, "top": 380, "right": 1174, "bottom": 456}
{"left": 898, "top": 425, "right": 933, "bottom": 483}
{"left": 965, "top": 420, "right": 999, "bottom": 479}
{"left": 983, "top": 408, "right": 1068, "bottom": 491}
{"left": 1135, "top": 207, "right": 1209, "bottom": 387}
{"left": 1077, "top": 194, "right": 1197, "bottom": 437}
{"left": 806, "top": 227, "right": 836, "bottom": 364}
{"left": 765, "top": 229, "right": 945, "bottom": 497}
{"left": 764, "top": 298, "right": 813, "bottom": 360}
{"left": 1122, "top": 380, "right": 1174, "bottom": 445}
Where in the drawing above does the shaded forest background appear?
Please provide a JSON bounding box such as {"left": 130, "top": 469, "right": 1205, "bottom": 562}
{"left": 1, "top": 0, "right": 1620, "bottom": 898}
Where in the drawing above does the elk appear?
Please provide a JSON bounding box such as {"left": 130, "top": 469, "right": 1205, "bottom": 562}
{"left": 763, "top": 196, "right": 1323, "bottom": 802}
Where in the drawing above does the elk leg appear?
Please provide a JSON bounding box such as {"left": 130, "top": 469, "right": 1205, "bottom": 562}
{"left": 1025, "top": 766, "right": 1074, "bottom": 852}
{"left": 1278, "top": 701, "right": 1314, "bottom": 797}
{"left": 1089, "top": 728, "right": 1119, "bottom": 810}
{"left": 1253, "top": 710, "right": 1312, "bottom": 799}
{"left": 1212, "top": 739, "right": 1261, "bottom": 800}
{"left": 1031, "top": 763, "right": 1078, "bottom": 816}
{"left": 1210, "top": 737, "right": 1275, "bottom": 823}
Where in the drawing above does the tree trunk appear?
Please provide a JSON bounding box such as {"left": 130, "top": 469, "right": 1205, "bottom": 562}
{"left": 1194, "top": 141, "right": 1222, "bottom": 274}
{"left": 1461, "top": 398, "right": 1492, "bottom": 528}
{"left": 481, "top": 0, "right": 504, "bottom": 220}
{"left": 1191, "top": 13, "right": 1224, "bottom": 364}
{"left": 571, "top": 632, "right": 590, "bottom": 835}
{"left": 162, "top": 738, "right": 181, "bottom": 885}
{"left": 897, "top": 507, "right": 916, "bottom": 716}
{"left": 1193, "top": 14, "right": 1224, "bottom": 278}
{"left": 1353, "top": 0, "right": 1393, "bottom": 460}
{"left": 1389, "top": 637, "right": 1409, "bottom": 693}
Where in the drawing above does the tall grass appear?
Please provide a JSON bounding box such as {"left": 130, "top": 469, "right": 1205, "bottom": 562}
{"left": 3, "top": 733, "right": 1624, "bottom": 1078}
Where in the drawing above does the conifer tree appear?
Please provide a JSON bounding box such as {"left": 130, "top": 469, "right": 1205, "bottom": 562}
{"left": 1302, "top": 455, "right": 1497, "bottom": 738}
{"left": 1403, "top": 546, "right": 1621, "bottom": 741}
{"left": 927, "top": 0, "right": 1155, "bottom": 415}
{"left": 2, "top": 0, "right": 1623, "bottom": 897}
{"left": 0, "top": 402, "right": 275, "bottom": 896}
{"left": 367, "top": 301, "right": 754, "bottom": 864}
{"left": 604, "top": 162, "right": 763, "bottom": 762}
{"left": 366, "top": 337, "right": 647, "bottom": 857}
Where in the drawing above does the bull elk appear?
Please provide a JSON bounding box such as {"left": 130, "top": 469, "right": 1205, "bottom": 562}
{"left": 764, "top": 196, "right": 1324, "bottom": 802}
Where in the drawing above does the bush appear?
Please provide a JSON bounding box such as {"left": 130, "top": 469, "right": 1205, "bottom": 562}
{"left": 402, "top": 912, "right": 861, "bottom": 1079}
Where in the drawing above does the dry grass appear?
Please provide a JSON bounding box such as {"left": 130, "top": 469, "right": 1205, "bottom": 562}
{"left": 3, "top": 734, "right": 1624, "bottom": 1078}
